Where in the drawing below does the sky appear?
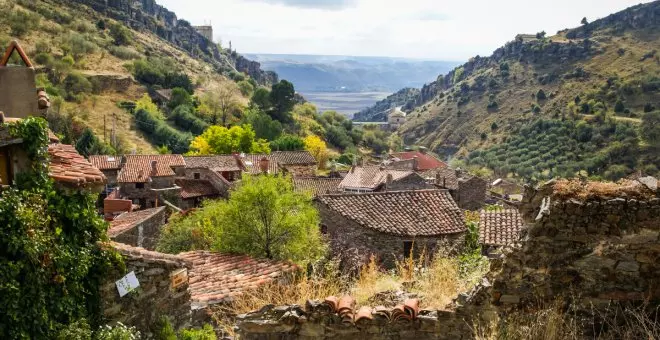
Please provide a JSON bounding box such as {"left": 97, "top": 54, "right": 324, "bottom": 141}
{"left": 158, "top": 0, "right": 651, "bottom": 61}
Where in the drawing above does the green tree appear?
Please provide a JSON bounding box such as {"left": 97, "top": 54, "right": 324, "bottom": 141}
{"left": 269, "top": 80, "right": 295, "bottom": 123}
{"left": 189, "top": 124, "right": 270, "bottom": 155}
{"left": 536, "top": 89, "right": 547, "bottom": 101}
{"left": 581, "top": 17, "right": 589, "bottom": 25}
{"left": 109, "top": 23, "right": 132, "bottom": 46}
{"left": 270, "top": 134, "right": 305, "bottom": 151}
{"left": 614, "top": 100, "right": 625, "bottom": 113}
{"left": 168, "top": 87, "right": 193, "bottom": 110}
{"left": 158, "top": 175, "right": 326, "bottom": 263}
{"left": 251, "top": 88, "right": 272, "bottom": 113}
{"left": 237, "top": 80, "right": 255, "bottom": 97}
{"left": 242, "top": 107, "right": 282, "bottom": 141}
{"left": 75, "top": 128, "right": 112, "bottom": 157}
{"left": 641, "top": 110, "right": 660, "bottom": 148}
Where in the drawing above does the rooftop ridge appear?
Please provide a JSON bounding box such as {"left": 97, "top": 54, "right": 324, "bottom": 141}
{"left": 320, "top": 188, "right": 449, "bottom": 197}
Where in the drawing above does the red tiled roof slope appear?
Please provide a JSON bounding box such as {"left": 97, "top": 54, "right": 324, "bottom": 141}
{"left": 479, "top": 209, "right": 524, "bottom": 246}
{"left": 242, "top": 154, "right": 279, "bottom": 174}
{"left": 178, "top": 251, "right": 298, "bottom": 307}
{"left": 184, "top": 155, "right": 243, "bottom": 172}
{"left": 318, "top": 190, "right": 465, "bottom": 236}
{"left": 117, "top": 154, "right": 185, "bottom": 183}
{"left": 272, "top": 151, "right": 316, "bottom": 165}
{"left": 108, "top": 206, "right": 166, "bottom": 237}
{"left": 390, "top": 151, "right": 447, "bottom": 171}
{"left": 89, "top": 155, "right": 122, "bottom": 170}
{"left": 293, "top": 177, "right": 342, "bottom": 196}
{"left": 339, "top": 167, "right": 415, "bottom": 190}
{"left": 48, "top": 144, "right": 106, "bottom": 187}
{"left": 176, "top": 179, "right": 220, "bottom": 199}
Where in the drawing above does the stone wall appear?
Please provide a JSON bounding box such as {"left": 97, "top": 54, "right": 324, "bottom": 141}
{"left": 119, "top": 176, "right": 181, "bottom": 208}
{"left": 316, "top": 203, "right": 464, "bottom": 270}
{"left": 282, "top": 164, "right": 316, "bottom": 177}
{"left": 183, "top": 168, "right": 232, "bottom": 197}
{"left": 455, "top": 176, "right": 487, "bottom": 210}
{"left": 236, "top": 179, "right": 660, "bottom": 339}
{"left": 385, "top": 174, "right": 434, "bottom": 192}
{"left": 111, "top": 206, "right": 168, "bottom": 250}
{"left": 101, "top": 243, "right": 192, "bottom": 336}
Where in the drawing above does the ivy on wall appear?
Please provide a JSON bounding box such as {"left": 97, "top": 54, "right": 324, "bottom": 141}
{"left": 0, "top": 117, "right": 120, "bottom": 339}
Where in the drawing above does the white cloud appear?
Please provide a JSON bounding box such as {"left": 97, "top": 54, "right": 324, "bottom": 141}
{"left": 157, "top": 0, "right": 652, "bottom": 61}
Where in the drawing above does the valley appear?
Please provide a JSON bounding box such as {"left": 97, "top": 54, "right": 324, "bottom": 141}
{"left": 300, "top": 91, "right": 390, "bottom": 117}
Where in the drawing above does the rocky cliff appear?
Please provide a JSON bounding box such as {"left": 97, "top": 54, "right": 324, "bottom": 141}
{"left": 62, "top": 0, "right": 277, "bottom": 85}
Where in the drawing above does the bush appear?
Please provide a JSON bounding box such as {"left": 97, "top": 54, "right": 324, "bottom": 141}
{"left": 96, "top": 323, "right": 141, "bottom": 340}
{"left": 153, "top": 316, "right": 177, "bottom": 340}
{"left": 168, "top": 88, "right": 193, "bottom": 109}
{"left": 132, "top": 58, "right": 193, "bottom": 93}
{"left": 61, "top": 32, "right": 98, "bottom": 59}
{"left": 179, "top": 325, "right": 217, "bottom": 340}
{"left": 237, "top": 80, "right": 254, "bottom": 96}
{"left": 109, "top": 23, "right": 132, "bottom": 46}
{"left": 270, "top": 134, "right": 305, "bottom": 151}
{"left": 108, "top": 46, "right": 141, "bottom": 60}
{"left": 8, "top": 10, "right": 40, "bottom": 37}
{"left": 96, "top": 19, "right": 106, "bottom": 31}
{"left": 135, "top": 108, "right": 192, "bottom": 153}
{"left": 536, "top": 89, "right": 547, "bottom": 101}
{"left": 55, "top": 319, "right": 91, "bottom": 340}
{"left": 63, "top": 73, "right": 93, "bottom": 101}
{"left": 614, "top": 100, "right": 625, "bottom": 113}
{"left": 34, "top": 52, "right": 53, "bottom": 66}
{"left": 170, "top": 105, "right": 209, "bottom": 135}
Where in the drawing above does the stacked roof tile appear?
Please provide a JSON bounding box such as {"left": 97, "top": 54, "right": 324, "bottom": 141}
{"left": 339, "top": 167, "right": 416, "bottom": 190}
{"left": 307, "top": 296, "right": 421, "bottom": 324}
{"left": 108, "top": 206, "right": 166, "bottom": 237}
{"left": 317, "top": 190, "right": 465, "bottom": 236}
{"left": 184, "top": 155, "right": 243, "bottom": 172}
{"left": 271, "top": 150, "right": 316, "bottom": 165}
{"left": 293, "top": 177, "right": 342, "bottom": 196}
{"left": 48, "top": 144, "right": 106, "bottom": 187}
{"left": 117, "top": 154, "right": 185, "bottom": 183}
{"left": 479, "top": 209, "right": 524, "bottom": 246}
{"left": 108, "top": 241, "right": 191, "bottom": 268}
{"left": 390, "top": 151, "right": 447, "bottom": 171}
{"left": 178, "top": 251, "right": 298, "bottom": 307}
{"left": 175, "top": 179, "right": 220, "bottom": 199}
{"left": 89, "top": 155, "right": 122, "bottom": 170}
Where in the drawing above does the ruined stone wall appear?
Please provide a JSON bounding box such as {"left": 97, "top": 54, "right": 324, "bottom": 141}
{"left": 101, "top": 243, "right": 192, "bottom": 336}
{"left": 282, "top": 164, "right": 316, "bottom": 177}
{"left": 120, "top": 177, "right": 181, "bottom": 208}
{"left": 111, "top": 206, "right": 168, "bottom": 250}
{"left": 317, "top": 203, "right": 464, "bottom": 270}
{"left": 236, "top": 179, "right": 660, "bottom": 339}
{"left": 455, "top": 177, "right": 487, "bottom": 211}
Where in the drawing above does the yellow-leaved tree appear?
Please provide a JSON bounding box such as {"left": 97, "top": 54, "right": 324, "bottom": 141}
{"left": 304, "top": 135, "right": 328, "bottom": 170}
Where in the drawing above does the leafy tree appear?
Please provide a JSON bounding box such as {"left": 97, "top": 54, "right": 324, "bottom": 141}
{"left": 388, "top": 134, "right": 404, "bottom": 152}
{"left": 156, "top": 145, "right": 171, "bottom": 154}
{"left": 641, "top": 110, "right": 660, "bottom": 148}
{"left": 96, "top": 19, "right": 106, "bottom": 31}
{"left": 63, "top": 72, "right": 92, "bottom": 101}
{"left": 135, "top": 94, "right": 164, "bottom": 120}
{"left": 237, "top": 80, "right": 254, "bottom": 97}
{"left": 242, "top": 107, "right": 282, "bottom": 141}
{"left": 170, "top": 105, "right": 209, "bottom": 135}
{"left": 581, "top": 17, "right": 589, "bottom": 25}
{"left": 536, "top": 31, "right": 546, "bottom": 39}
{"left": 75, "top": 128, "right": 112, "bottom": 157}
{"left": 189, "top": 125, "right": 270, "bottom": 155}
{"left": 269, "top": 80, "right": 296, "bottom": 123}
{"left": 304, "top": 135, "right": 328, "bottom": 170}
{"left": 362, "top": 128, "right": 389, "bottom": 155}
{"left": 251, "top": 88, "right": 272, "bottom": 113}
{"left": 614, "top": 100, "right": 625, "bottom": 113}
{"left": 8, "top": 9, "right": 40, "bottom": 37}
{"left": 199, "top": 84, "right": 242, "bottom": 126}
{"left": 109, "top": 23, "right": 132, "bottom": 46}
{"left": 491, "top": 122, "right": 499, "bottom": 131}
{"left": 270, "top": 134, "right": 305, "bottom": 151}
{"left": 157, "top": 175, "right": 326, "bottom": 264}
{"left": 168, "top": 87, "right": 193, "bottom": 110}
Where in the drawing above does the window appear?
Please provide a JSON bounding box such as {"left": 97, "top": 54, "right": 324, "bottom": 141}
{"left": 135, "top": 182, "right": 145, "bottom": 189}
{"left": 403, "top": 241, "right": 413, "bottom": 258}
{"left": 320, "top": 224, "right": 328, "bottom": 234}
{"left": 193, "top": 172, "right": 201, "bottom": 179}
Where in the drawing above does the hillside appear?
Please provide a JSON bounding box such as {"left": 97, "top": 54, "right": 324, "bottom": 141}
{"left": 0, "top": 0, "right": 275, "bottom": 153}
{"left": 246, "top": 54, "right": 458, "bottom": 93}
{"left": 395, "top": 1, "right": 660, "bottom": 181}
{"left": 352, "top": 87, "right": 420, "bottom": 122}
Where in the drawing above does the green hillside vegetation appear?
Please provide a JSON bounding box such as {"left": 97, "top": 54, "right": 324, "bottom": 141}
{"left": 352, "top": 87, "right": 420, "bottom": 122}
{"left": 0, "top": 0, "right": 249, "bottom": 154}
{"left": 397, "top": 1, "right": 660, "bottom": 182}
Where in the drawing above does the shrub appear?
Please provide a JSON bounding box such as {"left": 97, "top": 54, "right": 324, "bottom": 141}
{"left": 237, "top": 80, "right": 254, "bottom": 96}
{"left": 96, "top": 323, "right": 140, "bottom": 340}
{"left": 229, "top": 70, "right": 245, "bottom": 82}
{"left": 614, "top": 100, "right": 625, "bottom": 113}
{"left": 135, "top": 109, "right": 192, "bottom": 153}
{"left": 108, "top": 46, "right": 141, "bottom": 60}
{"left": 532, "top": 104, "right": 542, "bottom": 113}
{"left": 179, "top": 325, "right": 217, "bottom": 340}
{"left": 168, "top": 87, "right": 193, "bottom": 109}
{"left": 536, "top": 89, "right": 547, "bottom": 101}
{"left": 62, "top": 32, "right": 98, "bottom": 59}
{"left": 170, "top": 105, "right": 209, "bottom": 135}
{"left": 96, "top": 19, "right": 106, "bottom": 31}
{"left": 63, "top": 73, "right": 92, "bottom": 101}
{"left": 480, "top": 132, "right": 487, "bottom": 140}
{"left": 34, "top": 52, "right": 53, "bottom": 66}
{"left": 153, "top": 316, "right": 177, "bottom": 340}
{"left": 644, "top": 103, "right": 656, "bottom": 113}
{"left": 109, "top": 23, "right": 132, "bottom": 46}
{"left": 55, "top": 319, "right": 91, "bottom": 340}
{"left": 270, "top": 134, "right": 305, "bottom": 151}
{"left": 8, "top": 9, "right": 40, "bottom": 37}
{"left": 491, "top": 122, "right": 498, "bottom": 131}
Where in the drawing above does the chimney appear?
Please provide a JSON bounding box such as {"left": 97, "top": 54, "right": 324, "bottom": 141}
{"left": 435, "top": 172, "right": 441, "bottom": 185}
{"left": 120, "top": 155, "right": 127, "bottom": 166}
{"left": 259, "top": 157, "right": 269, "bottom": 173}
{"left": 385, "top": 173, "right": 393, "bottom": 190}
{"left": 412, "top": 156, "right": 419, "bottom": 171}
{"left": 151, "top": 160, "right": 158, "bottom": 176}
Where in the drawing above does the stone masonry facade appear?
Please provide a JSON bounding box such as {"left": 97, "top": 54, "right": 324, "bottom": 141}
{"left": 316, "top": 203, "right": 464, "bottom": 270}
{"left": 237, "top": 179, "right": 660, "bottom": 339}
{"left": 110, "top": 207, "right": 168, "bottom": 250}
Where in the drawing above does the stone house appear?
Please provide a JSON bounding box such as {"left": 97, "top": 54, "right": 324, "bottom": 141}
{"left": 89, "top": 155, "right": 122, "bottom": 188}
{"left": 108, "top": 206, "right": 169, "bottom": 250}
{"left": 176, "top": 179, "right": 221, "bottom": 210}
{"left": 339, "top": 166, "right": 432, "bottom": 193}
{"left": 183, "top": 155, "right": 244, "bottom": 182}
{"left": 271, "top": 151, "right": 317, "bottom": 176}
{"left": 117, "top": 154, "right": 186, "bottom": 209}
{"left": 316, "top": 190, "right": 466, "bottom": 268}
{"left": 387, "top": 107, "right": 406, "bottom": 130}
{"left": 478, "top": 208, "right": 524, "bottom": 257}
{"left": 456, "top": 171, "right": 488, "bottom": 211}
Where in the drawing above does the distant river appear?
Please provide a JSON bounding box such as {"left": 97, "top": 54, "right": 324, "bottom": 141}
{"left": 301, "top": 91, "right": 391, "bottom": 118}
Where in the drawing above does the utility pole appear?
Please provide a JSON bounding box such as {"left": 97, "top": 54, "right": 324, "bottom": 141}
{"left": 111, "top": 113, "right": 116, "bottom": 149}
{"left": 103, "top": 112, "right": 106, "bottom": 143}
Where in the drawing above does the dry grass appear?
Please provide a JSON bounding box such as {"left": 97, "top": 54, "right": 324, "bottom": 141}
{"left": 552, "top": 178, "right": 655, "bottom": 200}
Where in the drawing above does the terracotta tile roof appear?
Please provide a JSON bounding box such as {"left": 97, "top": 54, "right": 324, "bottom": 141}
{"left": 178, "top": 251, "right": 298, "bottom": 307}
{"left": 421, "top": 167, "right": 459, "bottom": 191}
{"left": 307, "top": 296, "right": 421, "bottom": 323}
{"left": 390, "top": 151, "right": 447, "bottom": 171}
{"left": 271, "top": 151, "right": 316, "bottom": 165}
{"left": 293, "top": 177, "right": 342, "bottom": 196}
{"left": 89, "top": 155, "right": 122, "bottom": 170}
{"left": 108, "top": 206, "right": 166, "bottom": 237}
{"left": 107, "top": 241, "right": 191, "bottom": 268}
{"left": 184, "top": 155, "right": 244, "bottom": 172}
{"left": 117, "top": 154, "right": 185, "bottom": 183}
{"left": 242, "top": 154, "right": 279, "bottom": 174}
{"left": 479, "top": 209, "right": 524, "bottom": 246}
{"left": 48, "top": 143, "right": 107, "bottom": 187}
{"left": 339, "top": 167, "right": 416, "bottom": 190}
{"left": 317, "top": 190, "right": 465, "bottom": 236}
{"left": 175, "top": 179, "right": 220, "bottom": 199}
